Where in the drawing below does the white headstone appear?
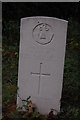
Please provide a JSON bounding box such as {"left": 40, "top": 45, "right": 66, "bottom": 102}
{"left": 17, "top": 16, "right": 68, "bottom": 114}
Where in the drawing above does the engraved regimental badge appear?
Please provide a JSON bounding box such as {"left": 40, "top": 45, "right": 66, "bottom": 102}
{"left": 32, "top": 23, "right": 54, "bottom": 45}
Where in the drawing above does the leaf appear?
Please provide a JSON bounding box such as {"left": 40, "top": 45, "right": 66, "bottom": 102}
{"left": 27, "top": 101, "right": 30, "bottom": 105}
{"left": 26, "top": 96, "right": 31, "bottom": 101}
{"left": 10, "top": 112, "right": 15, "bottom": 117}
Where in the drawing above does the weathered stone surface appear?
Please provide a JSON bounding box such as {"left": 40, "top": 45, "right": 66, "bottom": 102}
{"left": 17, "top": 17, "right": 68, "bottom": 114}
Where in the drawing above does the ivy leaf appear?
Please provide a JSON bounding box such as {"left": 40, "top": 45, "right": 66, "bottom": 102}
{"left": 26, "top": 96, "right": 31, "bottom": 101}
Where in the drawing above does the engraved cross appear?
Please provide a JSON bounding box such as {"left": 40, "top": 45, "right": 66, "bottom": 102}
{"left": 31, "top": 63, "right": 50, "bottom": 95}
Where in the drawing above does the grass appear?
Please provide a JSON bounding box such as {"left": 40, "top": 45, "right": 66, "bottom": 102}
{"left": 2, "top": 18, "right": 80, "bottom": 119}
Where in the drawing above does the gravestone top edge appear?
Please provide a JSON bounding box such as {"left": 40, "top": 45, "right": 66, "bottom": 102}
{"left": 21, "top": 16, "right": 68, "bottom": 23}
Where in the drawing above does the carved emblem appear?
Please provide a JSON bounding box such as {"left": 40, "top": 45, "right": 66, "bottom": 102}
{"left": 32, "top": 23, "right": 54, "bottom": 45}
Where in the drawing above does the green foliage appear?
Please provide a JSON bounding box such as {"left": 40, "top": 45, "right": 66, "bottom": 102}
{"left": 67, "top": 18, "right": 80, "bottom": 50}
{"left": 21, "top": 96, "right": 31, "bottom": 111}
{"left": 32, "top": 112, "right": 40, "bottom": 118}
{"left": 3, "top": 21, "right": 20, "bottom": 46}
{"left": 2, "top": 45, "right": 19, "bottom": 84}
{"left": 66, "top": 106, "right": 80, "bottom": 120}
{"left": 3, "top": 83, "right": 17, "bottom": 104}
{"left": 10, "top": 111, "right": 15, "bottom": 118}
